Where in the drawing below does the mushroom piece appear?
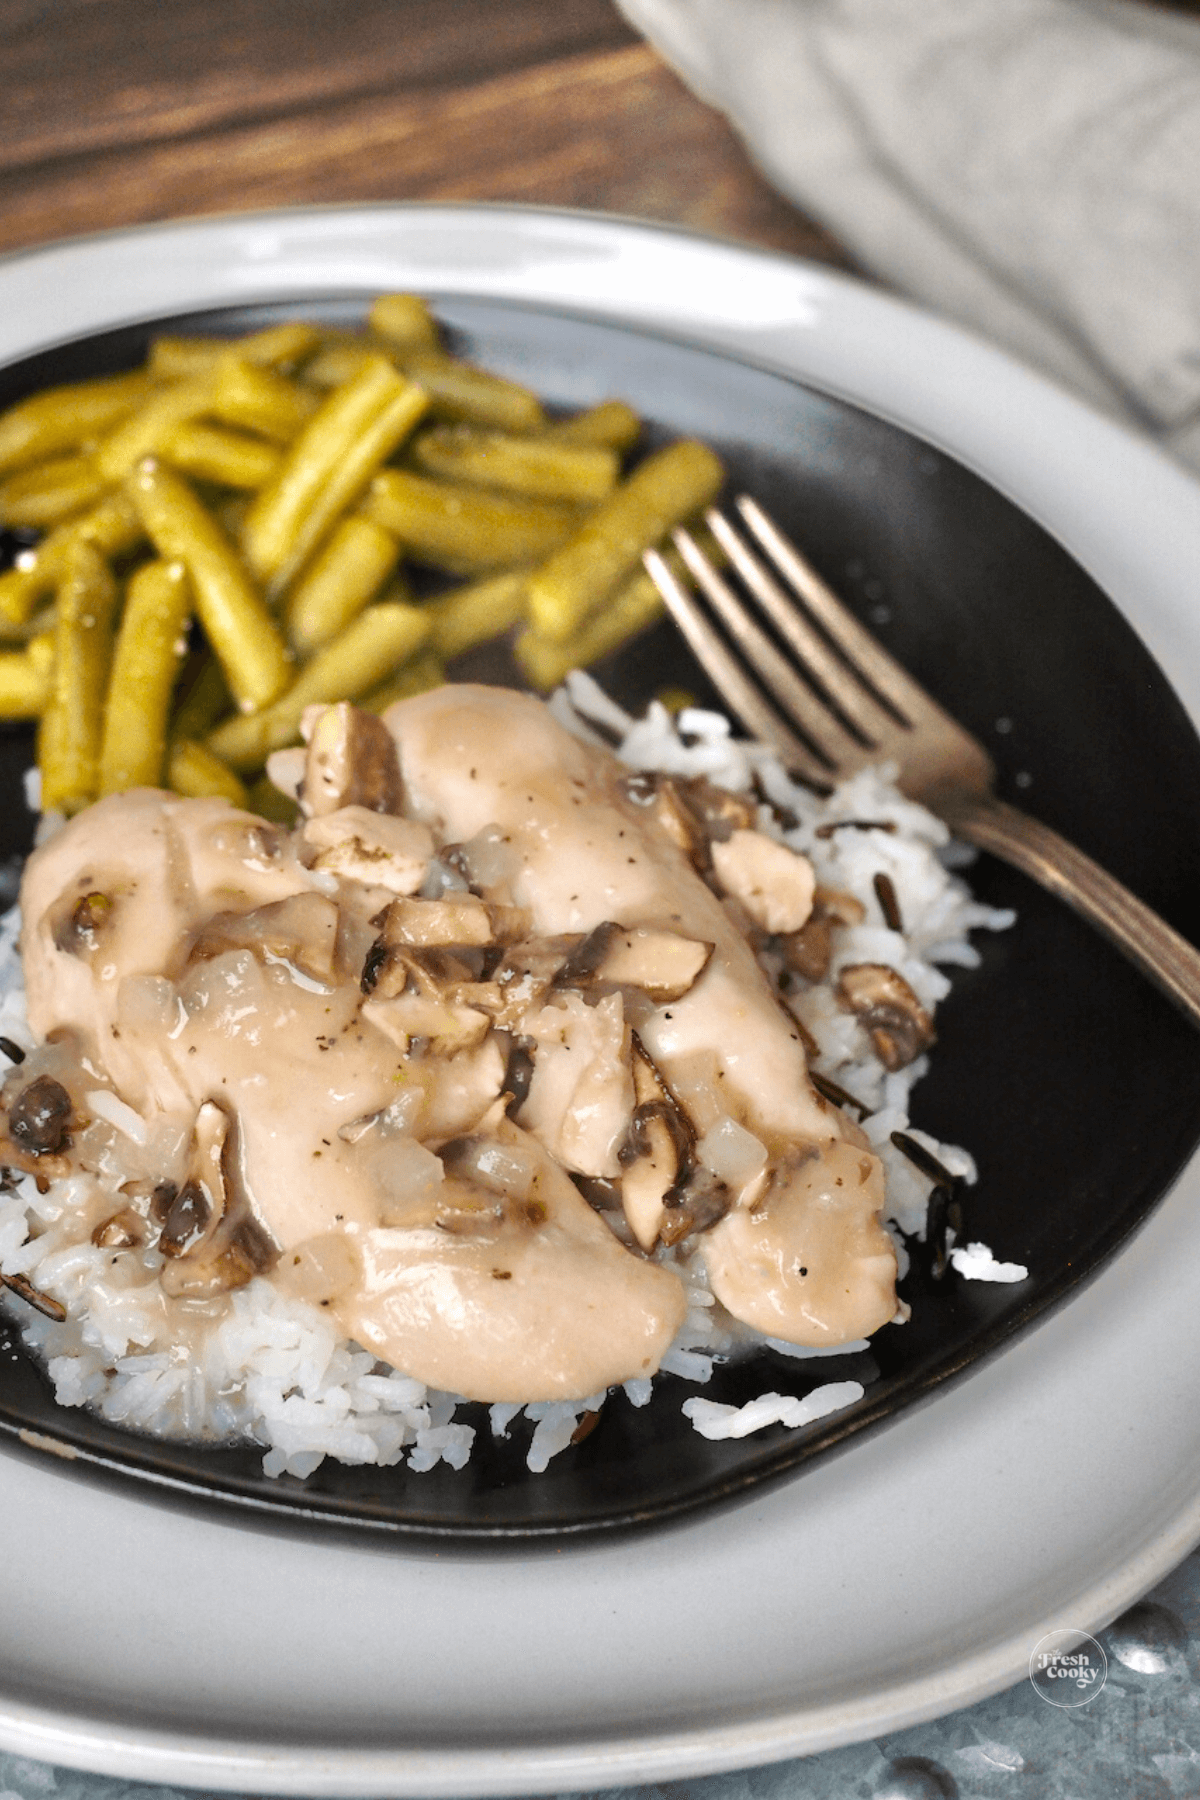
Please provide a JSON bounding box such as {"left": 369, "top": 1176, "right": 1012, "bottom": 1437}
{"left": 91, "top": 1206, "right": 145, "bottom": 1250}
{"left": 364, "top": 991, "right": 493, "bottom": 1054}
{"left": 780, "top": 913, "right": 833, "bottom": 983}
{"left": 52, "top": 890, "right": 114, "bottom": 960}
{"left": 158, "top": 1100, "right": 278, "bottom": 1298}
{"left": 620, "top": 773, "right": 759, "bottom": 873}
{"left": 675, "top": 775, "right": 758, "bottom": 842}
{"left": 188, "top": 891, "right": 341, "bottom": 984}
{"left": 8, "top": 1074, "right": 72, "bottom": 1157}
{"left": 265, "top": 745, "right": 306, "bottom": 804}
{"left": 302, "top": 701, "right": 404, "bottom": 817}
{"left": 156, "top": 1100, "right": 228, "bottom": 1260}
{"left": 835, "top": 963, "right": 936, "bottom": 1071}
{"left": 556, "top": 921, "right": 714, "bottom": 1004}
{"left": 645, "top": 775, "right": 710, "bottom": 871}
{"left": 619, "top": 1038, "right": 694, "bottom": 1251}
{"left": 779, "top": 886, "right": 867, "bottom": 983}
{"left": 489, "top": 934, "right": 585, "bottom": 1028}
{"left": 161, "top": 1215, "right": 277, "bottom": 1300}
{"left": 710, "top": 830, "right": 816, "bottom": 935}
{"left": 657, "top": 1166, "right": 733, "bottom": 1249}
{"left": 373, "top": 893, "right": 498, "bottom": 950}
{"left": 302, "top": 807, "right": 434, "bottom": 895}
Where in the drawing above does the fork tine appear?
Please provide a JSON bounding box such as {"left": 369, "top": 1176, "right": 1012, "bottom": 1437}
{"left": 701, "top": 509, "right": 904, "bottom": 741}
{"left": 642, "top": 548, "right": 833, "bottom": 787}
{"left": 672, "top": 528, "right": 871, "bottom": 767}
{"left": 736, "top": 495, "right": 941, "bottom": 725}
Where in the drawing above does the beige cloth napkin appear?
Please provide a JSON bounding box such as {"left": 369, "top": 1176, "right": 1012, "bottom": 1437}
{"left": 615, "top": 0, "right": 1200, "bottom": 473}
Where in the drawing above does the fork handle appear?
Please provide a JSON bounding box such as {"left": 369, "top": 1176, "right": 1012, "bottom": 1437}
{"left": 939, "top": 791, "right": 1200, "bottom": 1031}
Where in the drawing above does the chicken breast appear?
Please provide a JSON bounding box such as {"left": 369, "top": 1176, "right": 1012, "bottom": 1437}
{"left": 383, "top": 685, "right": 898, "bottom": 1345}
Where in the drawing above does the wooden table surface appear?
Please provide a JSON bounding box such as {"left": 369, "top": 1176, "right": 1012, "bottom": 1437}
{"left": 7, "top": 1, "right": 1198, "bottom": 276}
{"left": 1, "top": 0, "right": 853, "bottom": 268}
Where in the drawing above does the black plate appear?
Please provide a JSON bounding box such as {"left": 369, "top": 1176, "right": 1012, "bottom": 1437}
{"left": 1, "top": 296, "right": 1199, "bottom": 1542}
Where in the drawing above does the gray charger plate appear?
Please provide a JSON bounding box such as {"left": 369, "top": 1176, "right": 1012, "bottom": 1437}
{"left": 2, "top": 293, "right": 1199, "bottom": 1540}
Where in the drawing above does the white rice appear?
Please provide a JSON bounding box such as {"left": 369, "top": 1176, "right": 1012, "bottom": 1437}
{"left": 0, "top": 677, "right": 1023, "bottom": 1476}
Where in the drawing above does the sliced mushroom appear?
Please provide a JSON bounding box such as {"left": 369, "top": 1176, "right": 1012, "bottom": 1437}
{"left": 8, "top": 1074, "right": 72, "bottom": 1157}
{"left": 158, "top": 1100, "right": 278, "bottom": 1298}
{"left": 500, "top": 1036, "right": 535, "bottom": 1116}
{"left": 556, "top": 921, "right": 714, "bottom": 1004}
{"left": 815, "top": 885, "right": 868, "bottom": 928}
{"left": 265, "top": 745, "right": 306, "bottom": 804}
{"left": 489, "top": 934, "right": 584, "bottom": 1028}
{"left": 779, "top": 886, "right": 865, "bottom": 983}
{"left": 188, "top": 891, "right": 341, "bottom": 984}
{"left": 302, "top": 701, "right": 404, "bottom": 817}
{"left": 160, "top": 1216, "right": 277, "bottom": 1300}
{"left": 780, "top": 913, "right": 834, "bottom": 983}
{"left": 91, "top": 1206, "right": 145, "bottom": 1250}
{"left": 835, "top": 963, "right": 936, "bottom": 1071}
{"left": 710, "top": 830, "right": 816, "bottom": 934}
{"left": 657, "top": 1166, "right": 733, "bottom": 1248}
{"left": 374, "top": 894, "right": 497, "bottom": 950}
{"left": 52, "top": 889, "right": 114, "bottom": 959}
{"left": 676, "top": 775, "right": 758, "bottom": 842}
{"left": 363, "top": 991, "right": 493, "bottom": 1054}
{"left": 646, "top": 776, "right": 710, "bottom": 870}
{"left": 157, "top": 1100, "right": 228, "bottom": 1259}
{"left": 617, "top": 1037, "right": 695, "bottom": 1250}
{"left": 302, "top": 807, "right": 434, "bottom": 895}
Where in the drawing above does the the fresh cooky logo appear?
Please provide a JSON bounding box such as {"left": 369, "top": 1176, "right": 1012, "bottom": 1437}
{"left": 1028, "top": 1629, "right": 1108, "bottom": 1707}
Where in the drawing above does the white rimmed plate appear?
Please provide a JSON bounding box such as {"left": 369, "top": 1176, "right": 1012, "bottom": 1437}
{"left": 1, "top": 203, "right": 1199, "bottom": 1795}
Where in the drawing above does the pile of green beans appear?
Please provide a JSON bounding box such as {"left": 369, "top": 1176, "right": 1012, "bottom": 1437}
{"left": 0, "top": 295, "right": 723, "bottom": 818}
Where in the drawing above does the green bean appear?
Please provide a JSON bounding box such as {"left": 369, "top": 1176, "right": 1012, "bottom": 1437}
{"left": 399, "top": 351, "right": 545, "bottom": 434}
{"left": 98, "top": 559, "right": 192, "bottom": 795}
{"left": 516, "top": 567, "right": 664, "bottom": 691}
{"left": 358, "top": 649, "right": 446, "bottom": 714}
{"left": 167, "top": 738, "right": 249, "bottom": 807}
{"left": 148, "top": 322, "right": 321, "bottom": 381}
{"left": 160, "top": 421, "right": 282, "bottom": 490}
{"left": 0, "top": 633, "right": 54, "bottom": 718}
{"left": 368, "top": 294, "right": 440, "bottom": 353}
{"left": 211, "top": 356, "right": 320, "bottom": 444}
{"left": 0, "top": 492, "right": 143, "bottom": 631}
{"left": 285, "top": 515, "right": 403, "bottom": 657}
{"left": 526, "top": 439, "right": 723, "bottom": 642}
{"left": 128, "top": 458, "right": 292, "bottom": 713}
{"left": 412, "top": 425, "right": 618, "bottom": 504}
{"left": 242, "top": 357, "right": 428, "bottom": 594}
{"left": 0, "top": 455, "right": 110, "bottom": 531}
{"left": 425, "top": 570, "right": 528, "bottom": 661}
{"left": 0, "top": 372, "right": 155, "bottom": 476}
{"left": 95, "top": 377, "right": 216, "bottom": 483}
{"left": 40, "top": 539, "right": 119, "bottom": 814}
{"left": 545, "top": 400, "right": 641, "bottom": 453}
{"left": 365, "top": 469, "right": 579, "bottom": 574}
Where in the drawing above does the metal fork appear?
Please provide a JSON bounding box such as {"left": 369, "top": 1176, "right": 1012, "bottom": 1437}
{"left": 644, "top": 495, "right": 1200, "bottom": 1030}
